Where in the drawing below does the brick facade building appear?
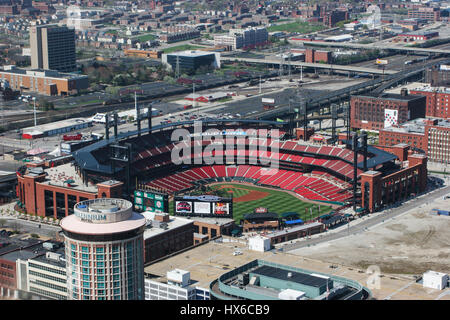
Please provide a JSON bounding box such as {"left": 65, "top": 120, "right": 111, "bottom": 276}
{"left": 0, "top": 66, "right": 88, "bottom": 96}
{"left": 379, "top": 118, "right": 450, "bottom": 164}
{"left": 361, "top": 153, "right": 427, "bottom": 212}
{"left": 350, "top": 91, "right": 426, "bottom": 131}
{"left": 17, "top": 162, "right": 123, "bottom": 219}
{"left": 409, "top": 86, "right": 450, "bottom": 119}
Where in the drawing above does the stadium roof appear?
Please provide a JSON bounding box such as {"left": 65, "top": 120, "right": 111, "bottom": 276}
{"left": 243, "top": 212, "right": 279, "bottom": 221}
{"left": 285, "top": 219, "right": 303, "bottom": 225}
{"left": 73, "top": 119, "right": 288, "bottom": 174}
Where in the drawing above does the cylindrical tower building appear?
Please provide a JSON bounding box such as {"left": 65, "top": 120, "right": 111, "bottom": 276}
{"left": 60, "top": 198, "right": 146, "bottom": 300}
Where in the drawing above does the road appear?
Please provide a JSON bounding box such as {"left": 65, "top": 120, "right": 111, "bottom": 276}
{"left": 220, "top": 56, "right": 398, "bottom": 75}
{"left": 288, "top": 39, "right": 450, "bottom": 55}
{"left": 283, "top": 182, "right": 450, "bottom": 252}
{"left": 1, "top": 216, "right": 61, "bottom": 239}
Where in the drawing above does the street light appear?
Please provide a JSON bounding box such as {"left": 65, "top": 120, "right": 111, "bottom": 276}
{"left": 32, "top": 96, "right": 37, "bottom": 127}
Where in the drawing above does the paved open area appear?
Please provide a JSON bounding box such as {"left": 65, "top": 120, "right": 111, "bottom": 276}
{"left": 144, "top": 239, "right": 450, "bottom": 300}
{"left": 288, "top": 181, "right": 450, "bottom": 277}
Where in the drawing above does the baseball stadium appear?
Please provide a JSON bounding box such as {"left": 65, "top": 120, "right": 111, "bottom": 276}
{"left": 64, "top": 116, "right": 428, "bottom": 223}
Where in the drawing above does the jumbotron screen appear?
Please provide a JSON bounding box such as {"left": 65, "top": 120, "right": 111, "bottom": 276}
{"left": 134, "top": 190, "right": 168, "bottom": 213}
{"left": 173, "top": 195, "right": 233, "bottom": 218}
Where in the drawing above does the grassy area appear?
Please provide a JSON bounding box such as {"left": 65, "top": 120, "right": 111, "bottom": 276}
{"left": 136, "top": 33, "right": 157, "bottom": 42}
{"left": 210, "top": 183, "right": 332, "bottom": 224}
{"left": 267, "top": 20, "right": 325, "bottom": 34}
{"left": 168, "top": 183, "right": 332, "bottom": 224}
{"left": 162, "top": 45, "right": 203, "bottom": 53}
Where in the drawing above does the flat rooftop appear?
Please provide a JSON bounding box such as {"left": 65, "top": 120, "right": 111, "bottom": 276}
{"left": 143, "top": 241, "right": 450, "bottom": 300}
{"left": 190, "top": 217, "right": 235, "bottom": 226}
{"left": 141, "top": 212, "right": 193, "bottom": 240}
{"left": 252, "top": 265, "right": 328, "bottom": 288}
{"left": 357, "top": 92, "right": 425, "bottom": 102}
{"left": 166, "top": 50, "right": 216, "bottom": 57}
{"left": 0, "top": 66, "right": 87, "bottom": 80}
{"left": 39, "top": 162, "right": 98, "bottom": 193}
{"left": 267, "top": 222, "right": 323, "bottom": 239}
{"left": 23, "top": 117, "right": 92, "bottom": 135}
{"left": 381, "top": 118, "right": 450, "bottom": 134}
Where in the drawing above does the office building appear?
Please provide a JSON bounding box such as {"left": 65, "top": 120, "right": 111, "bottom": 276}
{"left": 162, "top": 50, "right": 220, "bottom": 73}
{"left": 141, "top": 211, "right": 194, "bottom": 264}
{"left": 30, "top": 24, "right": 76, "bottom": 72}
{"left": 379, "top": 118, "right": 450, "bottom": 164}
{"left": 60, "top": 198, "right": 146, "bottom": 300}
{"left": 16, "top": 242, "right": 68, "bottom": 300}
{"left": 144, "top": 269, "right": 209, "bottom": 300}
{"left": 214, "top": 27, "right": 268, "bottom": 50}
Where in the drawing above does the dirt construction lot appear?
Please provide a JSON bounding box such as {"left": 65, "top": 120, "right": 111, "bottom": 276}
{"left": 290, "top": 196, "right": 450, "bottom": 276}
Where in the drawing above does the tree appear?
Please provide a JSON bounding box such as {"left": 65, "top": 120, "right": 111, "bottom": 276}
{"left": 0, "top": 219, "right": 6, "bottom": 227}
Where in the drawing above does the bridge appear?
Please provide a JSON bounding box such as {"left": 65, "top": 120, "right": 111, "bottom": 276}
{"left": 220, "top": 56, "right": 398, "bottom": 75}
{"left": 243, "top": 58, "right": 449, "bottom": 122}
{"left": 288, "top": 39, "right": 450, "bottom": 55}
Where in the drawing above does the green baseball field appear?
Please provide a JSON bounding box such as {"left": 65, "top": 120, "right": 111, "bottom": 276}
{"left": 169, "top": 183, "right": 332, "bottom": 224}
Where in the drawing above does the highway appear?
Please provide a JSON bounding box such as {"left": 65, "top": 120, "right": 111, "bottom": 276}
{"left": 220, "top": 56, "right": 398, "bottom": 75}
{"left": 283, "top": 182, "right": 450, "bottom": 253}
{"left": 288, "top": 39, "right": 450, "bottom": 55}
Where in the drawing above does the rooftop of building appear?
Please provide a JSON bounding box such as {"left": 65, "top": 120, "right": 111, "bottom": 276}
{"left": 37, "top": 162, "right": 98, "bottom": 193}
{"left": 166, "top": 50, "right": 217, "bottom": 57}
{"left": 30, "top": 245, "right": 66, "bottom": 268}
{"left": 143, "top": 241, "right": 448, "bottom": 300}
{"left": 60, "top": 209, "right": 146, "bottom": 235}
{"left": 0, "top": 240, "right": 46, "bottom": 262}
{"left": 266, "top": 222, "right": 323, "bottom": 239}
{"left": 381, "top": 118, "right": 450, "bottom": 134}
{"left": 141, "top": 212, "right": 193, "bottom": 240}
{"left": 356, "top": 92, "right": 425, "bottom": 102}
{"left": 22, "top": 117, "right": 92, "bottom": 135}
{"left": 0, "top": 66, "right": 87, "bottom": 80}
{"left": 190, "top": 217, "right": 235, "bottom": 226}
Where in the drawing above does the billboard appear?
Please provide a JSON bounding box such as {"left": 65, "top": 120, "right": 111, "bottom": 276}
{"left": 134, "top": 190, "right": 168, "bottom": 213}
{"left": 375, "top": 59, "right": 388, "bottom": 65}
{"left": 384, "top": 109, "right": 398, "bottom": 128}
{"left": 440, "top": 65, "right": 450, "bottom": 71}
{"left": 174, "top": 195, "right": 233, "bottom": 218}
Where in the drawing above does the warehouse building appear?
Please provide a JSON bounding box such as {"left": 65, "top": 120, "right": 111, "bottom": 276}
{"left": 350, "top": 89, "right": 426, "bottom": 131}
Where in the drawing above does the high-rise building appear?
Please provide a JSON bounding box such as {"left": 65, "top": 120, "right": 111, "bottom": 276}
{"left": 30, "top": 24, "right": 76, "bottom": 72}
{"left": 60, "top": 198, "right": 146, "bottom": 300}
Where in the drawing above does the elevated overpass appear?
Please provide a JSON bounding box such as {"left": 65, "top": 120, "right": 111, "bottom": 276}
{"left": 243, "top": 58, "right": 449, "bottom": 121}
{"left": 220, "top": 56, "right": 398, "bottom": 75}
{"left": 288, "top": 39, "right": 450, "bottom": 55}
